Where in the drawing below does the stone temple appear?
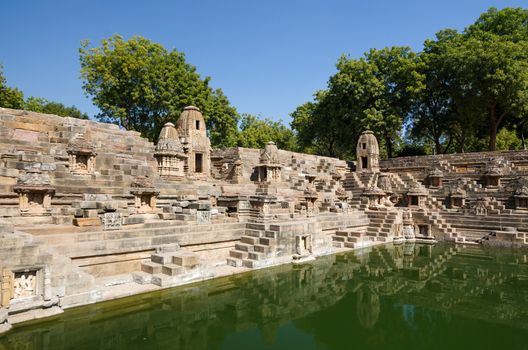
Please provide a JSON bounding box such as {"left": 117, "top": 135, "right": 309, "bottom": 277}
{"left": 0, "top": 107, "right": 526, "bottom": 332}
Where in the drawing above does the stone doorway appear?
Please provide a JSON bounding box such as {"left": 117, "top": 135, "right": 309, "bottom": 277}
{"left": 195, "top": 153, "right": 203, "bottom": 173}
{"left": 361, "top": 157, "right": 368, "bottom": 169}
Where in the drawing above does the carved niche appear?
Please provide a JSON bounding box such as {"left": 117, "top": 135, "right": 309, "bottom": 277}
{"left": 130, "top": 177, "right": 159, "bottom": 213}
{"left": 67, "top": 133, "right": 96, "bottom": 175}
{"left": 13, "top": 169, "right": 55, "bottom": 216}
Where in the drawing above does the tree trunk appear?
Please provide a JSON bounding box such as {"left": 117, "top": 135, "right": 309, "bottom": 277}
{"left": 488, "top": 104, "right": 506, "bottom": 152}
{"left": 488, "top": 105, "right": 497, "bottom": 151}
{"left": 385, "top": 135, "right": 393, "bottom": 159}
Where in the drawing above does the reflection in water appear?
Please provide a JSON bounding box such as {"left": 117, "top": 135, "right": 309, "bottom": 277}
{"left": 1, "top": 243, "right": 528, "bottom": 350}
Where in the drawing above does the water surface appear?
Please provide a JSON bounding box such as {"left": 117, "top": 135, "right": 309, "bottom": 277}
{"left": 1, "top": 243, "right": 527, "bottom": 350}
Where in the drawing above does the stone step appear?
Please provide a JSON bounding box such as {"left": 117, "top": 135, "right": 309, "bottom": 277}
{"left": 235, "top": 242, "right": 253, "bottom": 252}
{"left": 254, "top": 244, "right": 271, "bottom": 253}
{"left": 141, "top": 261, "right": 162, "bottom": 274}
{"left": 229, "top": 249, "right": 248, "bottom": 260}
{"left": 162, "top": 264, "right": 184, "bottom": 276}
{"left": 227, "top": 257, "right": 242, "bottom": 267}
{"left": 248, "top": 251, "right": 264, "bottom": 261}
{"left": 241, "top": 235, "right": 259, "bottom": 245}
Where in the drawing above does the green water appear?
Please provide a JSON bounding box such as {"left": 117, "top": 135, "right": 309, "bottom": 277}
{"left": 1, "top": 243, "right": 527, "bottom": 350}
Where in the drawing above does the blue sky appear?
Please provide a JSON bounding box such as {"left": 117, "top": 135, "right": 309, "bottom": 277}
{"left": 1, "top": 0, "right": 526, "bottom": 124}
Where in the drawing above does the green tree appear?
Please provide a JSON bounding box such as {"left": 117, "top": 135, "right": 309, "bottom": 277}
{"left": 24, "top": 96, "right": 88, "bottom": 119}
{"left": 79, "top": 35, "right": 239, "bottom": 146}
{"left": 238, "top": 114, "right": 297, "bottom": 151}
{"left": 0, "top": 64, "right": 24, "bottom": 109}
{"left": 292, "top": 47, "right": 423, "bottom": 159}
{"left": 452, "top": 8, "right": 528, "bottom": 151}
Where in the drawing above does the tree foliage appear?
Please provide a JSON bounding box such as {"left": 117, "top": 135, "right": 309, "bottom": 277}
{"left": 24, "top": 96, "right": 88, "bottom": 119}
{"left": 292, "top": 47, "right": 423, "bottom": 159}
{"left": 238, "top": 114, "right": 297, "bottom": 151}
{"left": 79, "top": 35, "right": 239, "bottom": 146}
{"left": 0, "top": 64, "right": 24, "bottom": 109}
{"left": 293, "top": 7, "right": 528, "bottom": 158}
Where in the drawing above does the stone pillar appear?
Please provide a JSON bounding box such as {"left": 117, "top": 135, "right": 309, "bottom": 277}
{"left": 1, "top": 269, "right": 13, "bottom": 307}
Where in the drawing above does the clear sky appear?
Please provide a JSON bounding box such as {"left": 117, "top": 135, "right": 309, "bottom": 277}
{"left": 1, "top": 0, "right": 526, "bottom": 124}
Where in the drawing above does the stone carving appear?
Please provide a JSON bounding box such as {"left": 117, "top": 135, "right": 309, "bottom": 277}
{"left": 474, "top": 197, "right": 488, "bottom": 216}
{"left": 103, "top": 212, "right": 122, "bottom": 230}
{"left": 427, "top": 167, "right": 444, "bottom": 188}
{"left": 1, "top": 270, "right": 13, "bottom": 307}
{"left": 154, "top": 122, "right": 187, "bottom": 180}
{"left": 448, "top": 179, "right": 467, "bottom": 209}
{"left": 511, "top": 177, "right": 528, "bottom": 209}
{"left": 13, "top": 271, "right": 37, "bottom": 299}
{"left": 483, "top": 158, "right": 504, "bottom": 187}
{"left": 402, "top": 210, "right": 415, "bottom": 240}
{"left": 256, "top": 142, "right": 282, "bottom": 183}
{"left": 377, "top": 173, "right": 393, "bottom": 194}
{"left": 130, "top": 177, "right": 159, "bottom": 213}
{"left": 406, "top": 184, "right": 427, "bottom": 208}
{"left": 231, "top": 159, "right": 244, "bottom": 184}
{"left": 67, "top": 133, "right": 96, "bottom": 175}
{"left": 362, "top": 186, "right": 386, "bottom": 208}
{"left": 13, "top": 169, "right": 55, "bottom": 216}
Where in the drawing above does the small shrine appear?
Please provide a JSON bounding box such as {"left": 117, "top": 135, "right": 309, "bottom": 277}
{"left": 256, "top": 141, "right": 282, "bottom": 183}
{"left": 406, "top": 184, "right": 427, "bottom": 208}
{"left": 130, "top": 177, "right": 159, "bottom": 213}
{"left": 449, "top": 187, "right": 467, "bottom": 209}
{"left": 427, "top": 168, "right": 444, "bottom": 188}
{"left": 362, "top": 186, "right": 386, "bottom": 208}
{"left": 356, "top": 131, "right": 380, "bottom": 173}
{"left": 483, "top": 160, "right": 503, "bottom": 187}
{"left": 67, "top": 133, "right": 96, "bottom": 175}
{"left": 154, "top": 122, "right": 187, "bottom": 180}
{"left": 514, "top": 185, "right": 528, "bottom": 210}
{"left": 13, "top": 169, "right": 55, "bottom": 216}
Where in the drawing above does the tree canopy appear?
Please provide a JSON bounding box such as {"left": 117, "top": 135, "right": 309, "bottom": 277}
{"left": 24, "top": 97, "right": 88, "bottom": 119}
{"left": 292, "top": 7, "right": 528, "bottom": 158}
{"left": 0, "top": 65, "right": 24, "bottom": 109}
{"left": 237, "top": 114, "right": 297, "bottom": 151}
{"left": 79, "top": 35, "right": 239, "bottom": 147}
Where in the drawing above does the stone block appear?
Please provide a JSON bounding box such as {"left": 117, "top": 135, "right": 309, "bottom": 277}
{"left": 177, "top": 200, "right": 190, "bottom": 208}
{"left": 0, "top": 308, "right": 7, "bottom": 323}
{"left": 151, "top": 253, "right": 173, "bottom": 265}
{"left": 162, "top": 264, "right": 184, "bottom": 276}
{"left": 0, "top": 168, "right": 18, "bottom": 177}
{"left": 172, "top": 251, "right": 199, "bottom": 267}
{"left": 83, "top": 209, "right": 98, "bottom": 218}
{"left": 73, "top": 217, "right": 101, "bottom": 227}
{"left": 96, "top": 201, "right": 121, "bottom": 211}
{"left": 188, "top": 202, "right": 212, "bottom": 210}
{"left": 141, "top": 261, "right": 162, "bottom": 274}
{"left": 0, "top": 176, "right": 16, "bottom": 185}
{"left": 78, "top": 201, "right": 98, "bottom": 209}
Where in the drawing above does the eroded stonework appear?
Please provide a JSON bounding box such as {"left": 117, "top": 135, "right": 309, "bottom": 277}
{"left": 0, "top": 107, "right": 527, "bottom": 332}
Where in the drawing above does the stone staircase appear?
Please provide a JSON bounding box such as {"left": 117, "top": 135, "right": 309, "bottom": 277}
{"left": 365, "top": 210, "right": 399, "bottom": 240}
{"left": 132, "top": 248, "right": 211, "bottom": 287}
{"left": 332, "top": 229, "right": 370, "bottom": 249}
{"left": 227, "top": 223, "right": 278, "bottom": 268}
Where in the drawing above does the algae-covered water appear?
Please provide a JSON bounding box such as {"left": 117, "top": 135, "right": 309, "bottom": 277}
{"left": 1, "top": 243, "right": 527, "bottom": 350}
